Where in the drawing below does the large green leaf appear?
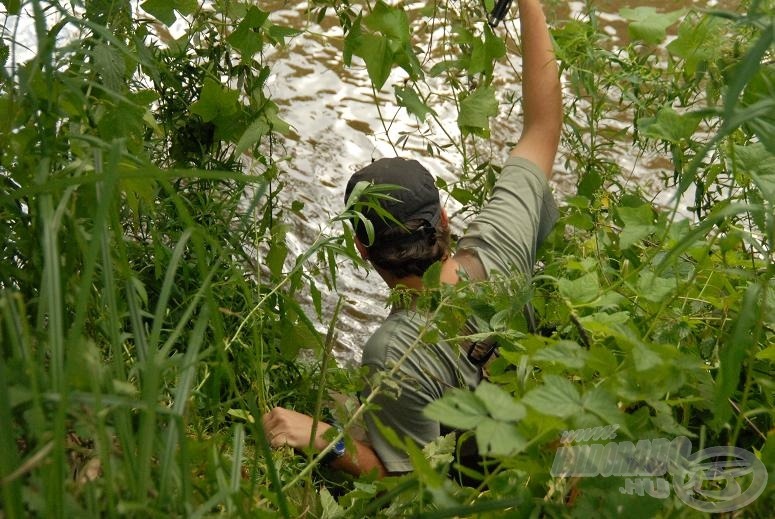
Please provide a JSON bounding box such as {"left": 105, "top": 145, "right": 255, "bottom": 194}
{"left": 140, "top": 0, "right": 197, "bottom": 26}
{"left": 617, "top": 205, "right": 657, "bottom": 249}
{"left": 423, "top": 388, "right": 489, "bottom": 430}
{"left": 190, "top": 78, "right": 239, "bottom": 122}
{"left": 620, "top": 7, "right": 684, "bottom": 45}
{"left": 227, "top": 6, "right": 269, "bottom": 57}
{"left": 522, "top": 375, "right": 582, "bottom": 418}
{"left": 476, "top": 418, "right": 526, "bottom": 456}
{"left": 638, "top": 106, "right": 702, "bottom": 144}
{"left": 458, "top": 86, "right": 498, "bottom": 137}
{"left": 558, "top": 272, "right": 599, "bottom": 305}
{"left": 475, "top": 381, "right": 526, "bottom": 422}
{"left": 364, "top": 0, "right": 410, "bottom": 45}
{"left": 356, "top": 33, "right": 392, "bottom": 90}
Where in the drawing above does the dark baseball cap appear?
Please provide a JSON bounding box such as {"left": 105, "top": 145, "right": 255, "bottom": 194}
{"left": 344, "top": 157, "right": 441, "bottom": 246}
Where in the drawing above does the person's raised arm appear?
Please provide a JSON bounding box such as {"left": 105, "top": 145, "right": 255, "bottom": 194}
{"left": 509, "top": 0, "right": 562, "bottom": 179}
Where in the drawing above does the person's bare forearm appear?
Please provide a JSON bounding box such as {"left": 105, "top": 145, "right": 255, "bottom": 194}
{"left": 330, "top": 438, "right": 387, "bottom": 478}
{"left": 510, "top": 0, "right": 562, "bottom": 177}
{"left": 263, "top": 406, "right": 388, "bottom": 478}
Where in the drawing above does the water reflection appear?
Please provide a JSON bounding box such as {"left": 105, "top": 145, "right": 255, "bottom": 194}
{"left": 264, "top": 0, "right": 734, "bottom": 365}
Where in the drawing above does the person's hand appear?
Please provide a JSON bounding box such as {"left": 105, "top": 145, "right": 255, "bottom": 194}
{"left": 262, "top": 406, "right": 332, "bottom": 452}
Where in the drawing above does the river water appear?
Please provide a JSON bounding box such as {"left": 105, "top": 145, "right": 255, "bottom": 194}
{"left": 261, "top": 0, "right": 735, "bottom": 365}
{"left": 2, "top": 0, "right": 736, "bottom": 365}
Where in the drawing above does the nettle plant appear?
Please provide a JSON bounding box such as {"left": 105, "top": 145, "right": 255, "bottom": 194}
{"left": 0, "top": 0, "right": 773, "bottom": 517}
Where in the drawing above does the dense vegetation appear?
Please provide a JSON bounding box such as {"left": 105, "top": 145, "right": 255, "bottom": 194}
{"left": 1, "top": 0, "right": 773, "bottom": 516}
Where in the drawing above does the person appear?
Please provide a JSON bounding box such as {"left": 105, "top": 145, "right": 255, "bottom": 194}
{"left": 262, "top": 0, "right": 562, "bottom": 478}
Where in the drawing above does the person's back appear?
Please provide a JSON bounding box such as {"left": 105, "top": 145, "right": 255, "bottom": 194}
{"left": 262, "top": 0, "right": 562, "bottom": 479}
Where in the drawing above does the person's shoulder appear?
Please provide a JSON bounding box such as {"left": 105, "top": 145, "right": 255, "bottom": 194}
{"left": 361, "top": 311, "right": 421, "bottom": 369}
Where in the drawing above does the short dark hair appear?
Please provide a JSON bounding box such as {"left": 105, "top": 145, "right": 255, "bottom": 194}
{"left": 365, "top": 217, "right": 451, "bottom": 278}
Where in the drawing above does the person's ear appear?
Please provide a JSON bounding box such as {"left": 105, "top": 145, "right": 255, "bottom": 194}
{"left": 354, "top": 237, "right": 369, "bottom": 260}
{"left": 440, "top": 207, "right": 449, "bottom": 228}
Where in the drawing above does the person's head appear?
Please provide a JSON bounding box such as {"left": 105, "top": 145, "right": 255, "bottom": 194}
{"left": 344, "top": 157, "right": 451, "bottom": 280}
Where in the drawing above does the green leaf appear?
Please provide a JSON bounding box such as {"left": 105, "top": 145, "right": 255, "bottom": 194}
{"left": 580, "top": 387, "right": 624, "bottom": 427}
{"left": 734, "top": 143, "right": 775, "bottom": 202}
{"left": 458, "top": 86, "right": 498, "bottom": 137}
{"left": 631, "top": 342, "right": 663, "bottom": 372}
{"left": 558, "top": 272, "right": 599, "bottom": 305}
{"left": 319, "top": 487, "right": 345, "bottom": 519}
{"left": 469, "top": 25, "right": 506, "bottom": 77}
{"left": 617, "top": 205, "right": 656, "bottom": 249}
{"left": 356, "top": 33, "right": 392, "bottom": 90}
{"left": 423, "top": 388, "right": 488, "bottom": 430}
{"left": 533, "top": 341, "right": 587, "bottom": 369}
{"left": 667, "top": 15, "right": 724, "bottom": 75}
{"left": 475, "top": 381, "right": 526, "bottom": 422}
{"left": 234, "top": 119, "right": 270, "bottom": 156}
{"left": 636, "top": 271, "right": 677, "bottom": 303}
{"left": 714, "top": 282, "right": 762, "bottom": 426}
{"left": 1, "top": 0, "right": 20, "bottom": 15}
{"left": 476, "top": 418, "right": 526, "bottom": 456}
{"left": 227, "top": 6, "right": 269, "bottom": 56}
{"left": 267, "top": 24, "right": 302, "bottom": 46}
{"left": 638, "top": 106, "right": 702, "bottom": 144}
{"left": 394, "top": 85, "right": 436, "bottom": 121}
{"left": 364, "top": 0, "right": 410, "bottom": 45}
{"left": 93, "top": 43, "right": 126, "bottom": 92}
{"left": 522, "top": 375, "right": 582, "bottom": 418}
{"left": 140, "top": 0, "right": 197, "bottom": 26}
{"left": 620, "top": 7, "right": 684, "bottom": 45}
{"left": 190, "top": 78, "right": 239, "bottom": 123}
{"left": 266, "top": 224, "right": 288, "bottom": 277}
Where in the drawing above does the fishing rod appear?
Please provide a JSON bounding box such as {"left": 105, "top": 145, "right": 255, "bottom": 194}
{"left": 488, "top": 0, "right": 513, "bottom": 27}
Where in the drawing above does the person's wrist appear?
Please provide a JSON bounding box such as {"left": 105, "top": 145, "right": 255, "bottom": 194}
{"left": 320, "top": 425, "right": 346, "bottom": 464}
{"left": 313, "top": 422, "right": 333, "bottom": 451}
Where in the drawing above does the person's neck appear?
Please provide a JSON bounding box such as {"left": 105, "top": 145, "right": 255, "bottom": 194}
{"left": 379, "top": 256, "right": 461, "bottom": 290}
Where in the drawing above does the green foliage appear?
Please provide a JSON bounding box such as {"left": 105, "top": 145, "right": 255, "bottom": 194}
{"left": 1, "top": 0, "right": 774, "bottom": 517}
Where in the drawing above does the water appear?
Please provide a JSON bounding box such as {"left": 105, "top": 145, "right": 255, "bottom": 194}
{"left": 262, "top": 0, "right": 735, "bottom": 365}
{"left": 3, "top": 0, "right": 736, "bottom": 365}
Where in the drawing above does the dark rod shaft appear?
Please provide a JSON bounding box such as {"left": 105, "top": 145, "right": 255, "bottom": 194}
{"left": 488, "top": 0, "right": 513, "bottom": 27}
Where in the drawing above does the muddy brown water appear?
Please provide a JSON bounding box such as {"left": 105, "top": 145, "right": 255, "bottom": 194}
{"left": 259, "top": 0, "right": 741, "bottom": 366}
{"left": 4, "top": 0, "right": 738, "bottom": 365}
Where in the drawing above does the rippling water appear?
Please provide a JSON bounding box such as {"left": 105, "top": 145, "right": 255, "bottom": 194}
{"left": 262, "top": 0, "right": 735, "bottom": 365}
{"left": 3, "top": 0, "right": 736, "bottom": 365}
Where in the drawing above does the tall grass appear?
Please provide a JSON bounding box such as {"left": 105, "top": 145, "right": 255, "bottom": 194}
{"left": 1, "top": 0, "right": 773, "bottom": 517}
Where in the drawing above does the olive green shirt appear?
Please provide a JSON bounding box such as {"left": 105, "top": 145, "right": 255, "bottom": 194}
{"left": 360, "top": 156, "right": 559, "bottom": 473}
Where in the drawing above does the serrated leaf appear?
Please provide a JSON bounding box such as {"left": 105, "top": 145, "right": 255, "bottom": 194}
{"left": 140, "top": 0, "right": 197, "bottom": 26}
{"left": 458, "top": 86, "right": 498, "bottom": 137}
{"left": 476, "top": 418, "right": 525, "bottom": 456}
{"left": 423, "top": 388, "right": 488, "bottom": 429}
{"left": 93, "top": 43, "right": 125, "bottom": 92}
{"left": 533, "top": 341, "right": 587, "bottom": 369}
{"left": 475, "top": 381, "right": 526, "bottom": 422}
{"left": 522, "top": 375, "right": 582, "bottom": 418}
{"left": 667, "top": 16, "right": 724, "bottom": 75}
{"left": 394, "top": 85, "right": 436, "bottom": 121}
{"left": 558, "top": 272, "right": 599, "bottom": 305}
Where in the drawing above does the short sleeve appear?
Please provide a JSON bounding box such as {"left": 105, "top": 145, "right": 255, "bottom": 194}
{"left": 457, "top": 156, "right": 559, "bottom": 278}
{"left": 359, "top": 313, "right": 480, "bottom": 473}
